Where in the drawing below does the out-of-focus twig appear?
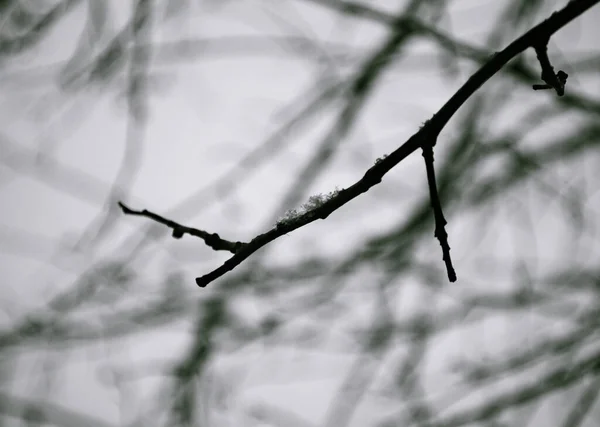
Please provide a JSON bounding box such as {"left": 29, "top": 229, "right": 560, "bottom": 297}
{"left": 533, "top": 39, "right": 569, "bottom": 96}
{"left": 431, "top": 348, "right": 600, "bottom": 427}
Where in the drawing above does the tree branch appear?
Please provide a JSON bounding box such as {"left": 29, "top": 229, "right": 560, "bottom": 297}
{"left": 421, "top": 136, "right": 457, "bottom": 282}
{"left": 118, "top": 202, "right": 245, "bottom": 253}
{"left": 119, "top": 0, "right": 600, "bottom": 288}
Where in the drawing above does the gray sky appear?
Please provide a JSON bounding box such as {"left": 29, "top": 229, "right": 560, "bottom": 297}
{"left": 1, "top": 1, "right": 600, "bottom": 426}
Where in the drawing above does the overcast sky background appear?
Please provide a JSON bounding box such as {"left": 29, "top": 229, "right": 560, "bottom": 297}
{"left": 1, "top": 0, "right": 600, "bottom": 426}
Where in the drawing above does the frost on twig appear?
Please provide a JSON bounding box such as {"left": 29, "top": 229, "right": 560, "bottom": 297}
{"left": 276, "top": 187, "right": 341, "bottom": 227}
{"left": 532, "top": 41, "right": 569, "bottom": 96}
{"left": 374, "top": 154, "right": 388, "bottom": 164}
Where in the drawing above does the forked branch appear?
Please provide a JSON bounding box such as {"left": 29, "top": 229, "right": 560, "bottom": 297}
{"left": 119, "top": 0, "right": 599, "bottom": 288}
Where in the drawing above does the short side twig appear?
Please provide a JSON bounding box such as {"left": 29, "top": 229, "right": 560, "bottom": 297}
{"left": 533, "top": 40, "right": 568, "bottom": 96}
{"left": 118, "top": 202, "right": 245, "bottom": 254}
{"left": 421, "top": 138, "right": 457, "bottom": 282}
{"left": 532, "top": 70, "right": 568, "bottom": 91}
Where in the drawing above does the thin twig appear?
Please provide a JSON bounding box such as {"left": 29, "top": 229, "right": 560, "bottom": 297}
{"left": 421, "top": 137, "right": 457, "bottom": 282}
{"left": 118, "top": 0, "right": 600, "bottom": 288}
{"left": 194, "top": 0, "right": 599, "bottom": 287}
{"left": 118, "top": 202, "right": 245, "bottom": 254}
{"left": 534, "top": 41, "right": 568, "bottom": 96}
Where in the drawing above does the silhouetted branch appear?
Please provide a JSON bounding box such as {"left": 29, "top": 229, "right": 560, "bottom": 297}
{"left": 421, "top": 136, "right": 456, "bottom": 282}
{"left": 532, "top": 70, "right": 568, "bottom": 92}
{"left": 0, "top": 391, "right": 114, "bottom": 427}
{"left": 302, "top": 0, "right": 598, "bottom": 111}
{"left": 533, "top": 40, "right": 569, "bottom": 95}
{"left": 118, "top": 202, "right": 245, "bottom": 253}
{"left": 270, "top": 0, "right": 424, "bottom": 220}
{"left": 560, "top": 377, "right": 600, "bottom": 427}
{"left": 119, "top": 0, "right": 600, "bottom": 288}
{"left": 0, "top": 0, "right": 81, "bottom": 58}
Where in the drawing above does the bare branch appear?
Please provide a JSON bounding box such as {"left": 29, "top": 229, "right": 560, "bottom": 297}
{"left": 118, "top": 0, "right": 600, "bottom": 288}
{"left": 118, "top": 202, "right": 245, "bottom": 254}
{"left": 533, "top": 42, "right": 569, "bottom": 95}
{"left": 421, "top": 136, "right": 457, "bottom": 282}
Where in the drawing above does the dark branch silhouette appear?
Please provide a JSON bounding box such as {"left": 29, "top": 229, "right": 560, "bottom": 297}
{"left": 118, "top": 202, "right": 245, "bottom": 254}
{"left": 120, "top": 0, "right": 599, "bottom": 288}
{"left": 421, "top": 135, "right": 456, "bottom": 282}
